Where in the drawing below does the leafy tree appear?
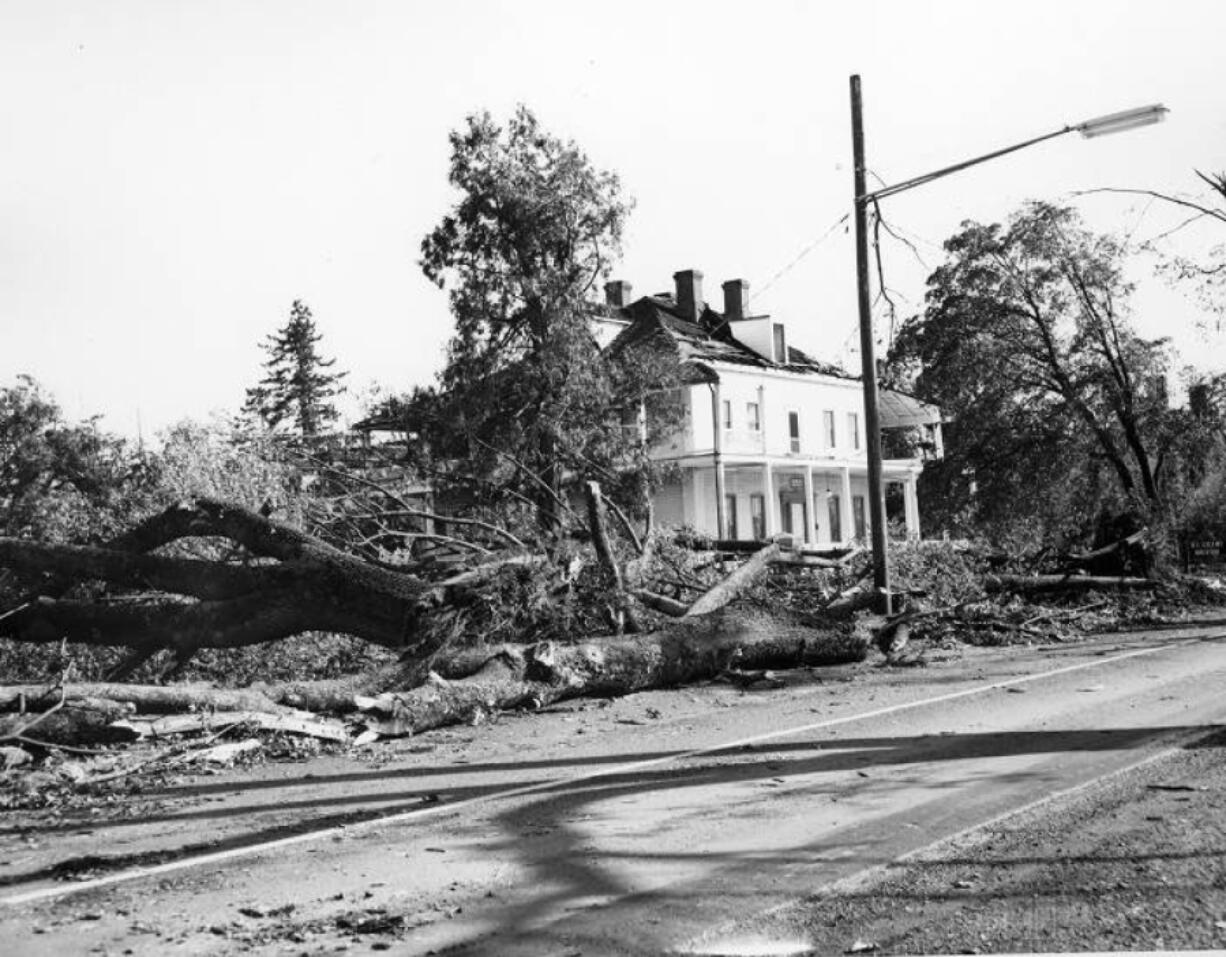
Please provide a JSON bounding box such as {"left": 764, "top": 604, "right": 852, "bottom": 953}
{"left": 243, "top": 300, "right": 346, "bottom": 436}
{"left": 152, "top": 417, "right": 305, "bottom": 517}
{"left": 0, "top": 376, "right": 146, "bottom": 543}
{"left": 417, "top": 106, "right": 656, "bottom": 532}
{"left": 888, "top": 203, "right": 1174, "bottom": 544}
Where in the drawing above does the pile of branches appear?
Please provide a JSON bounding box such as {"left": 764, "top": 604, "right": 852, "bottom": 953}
{"left": 0, "top": 478, "right": 872, "bottom": 758}
{"left": 859, "top": 530, "right": 1226, "bottom": 663}
{"left": 2, "top": 459, "right": 1212, "bottom": 762}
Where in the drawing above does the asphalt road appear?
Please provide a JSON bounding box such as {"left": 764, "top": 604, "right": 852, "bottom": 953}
{"left": 4, "top": 623, "right": 1226, "bottom": 956}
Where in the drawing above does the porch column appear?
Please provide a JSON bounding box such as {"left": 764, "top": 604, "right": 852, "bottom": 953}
{"left": 762, "top": 464, "right": 777, "bottom": 536}
{"left": 840, "top": 466, "right": 853, "bottom": 545}
{"left": 903, "top": 474, "right": 920, "bottom": 541}
{"left": 711, "top": 383, "right": 726, "bottom": 539}
{"left": 802, "top": 466, "right": 815, "bottom": 545}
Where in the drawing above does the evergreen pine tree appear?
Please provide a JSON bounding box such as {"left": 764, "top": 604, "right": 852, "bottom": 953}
{"left": 243, "top": 300, "right": 346, "bottom": 436}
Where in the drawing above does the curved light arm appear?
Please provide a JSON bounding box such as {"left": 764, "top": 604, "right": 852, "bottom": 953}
{"left": 861, "top": 103, "right": 1168, "bottom": 204}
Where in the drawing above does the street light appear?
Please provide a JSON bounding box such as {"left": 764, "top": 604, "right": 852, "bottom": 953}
{"left": 849, "top": 75, "right": 1167, "bottom": 614}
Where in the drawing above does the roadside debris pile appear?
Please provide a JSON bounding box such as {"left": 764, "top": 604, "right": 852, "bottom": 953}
{"left": 0, "top": 683, "right": 348, "bottom": 812}
{"left": 841, "top": 531, "right": 1225, "bottom": 663}
{"left": 1, "top": 491, "right": 1221, "bottom": 778}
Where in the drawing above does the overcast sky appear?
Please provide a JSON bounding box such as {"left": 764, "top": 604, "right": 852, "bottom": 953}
{"left": 3, "top": 0, "right": 1225, "bottom": 438}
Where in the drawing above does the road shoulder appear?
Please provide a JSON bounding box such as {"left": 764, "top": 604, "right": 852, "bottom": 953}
{"left": 722, "top": 727, "right": 1226, "bottom": 955}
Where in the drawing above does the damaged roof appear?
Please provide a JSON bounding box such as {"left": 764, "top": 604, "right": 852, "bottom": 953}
{"left": 605, "top": 294, "right": 850, "bottom": 378}
{"left": 604, "top": 293, "right": 940, "bottom": 428}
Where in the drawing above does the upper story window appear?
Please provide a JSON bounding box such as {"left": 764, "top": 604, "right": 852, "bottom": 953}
{"left": 772, "top": 324, "right": 787, "bottom": 363}
{"left": 788, "top": 410, "right": 801, "bottom": 453}
{"left": 848, "top": 411, "right": 860, "bottom": 450}
{"left": 746, "top": 401, "right": 761, "bottom": 431}
{"left": 722, "top": 399, "right": 732, "bottom": 429}
{"left": 822, "top": 410, "right": 836, "bottom": 448}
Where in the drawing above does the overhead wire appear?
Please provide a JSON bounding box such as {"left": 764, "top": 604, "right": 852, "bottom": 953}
{"left": 749, "top": 211, "right": 850, "bottom": 304}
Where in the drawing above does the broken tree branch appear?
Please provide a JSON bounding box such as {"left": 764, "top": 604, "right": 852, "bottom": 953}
{"left": 584, "top": 480, "right": 641, "bottom": 634}
{"left": 985, "top": 574, "right": 1158, "bottom": 594}
{"left": 685, "top": 542, "right": 781, "bottom": 617}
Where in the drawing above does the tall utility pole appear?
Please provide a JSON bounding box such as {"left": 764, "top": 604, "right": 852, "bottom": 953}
{"left": 847, "top": 76, "right": 1165, "bottom": 615}
{"left": 849, "top": 74, "right": 892, "bottom": 615}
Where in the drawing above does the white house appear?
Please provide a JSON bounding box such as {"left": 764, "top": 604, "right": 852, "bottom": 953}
{"left": 600, "top": 269, "right": 942, "bottom": 548}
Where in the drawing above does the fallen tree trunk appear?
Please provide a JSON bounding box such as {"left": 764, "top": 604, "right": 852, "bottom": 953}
{"left": 986, "top": 574, "right": 1159, "bottom": 594}
{"left": 355, "top": 608, "right": 867, "bottom": 737}
{"left": 0, "top": 609, "right": 867, "bottom": 738}
{"left": 0, "top": 683, "right": 289, "bottom": 714}
{"left": 0, "top": 497, "right": 513, "bottom": 655}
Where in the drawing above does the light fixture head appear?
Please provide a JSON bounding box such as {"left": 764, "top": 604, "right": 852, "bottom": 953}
{"left": 1076, "top": 104, "right": 1169, "bottom": 138}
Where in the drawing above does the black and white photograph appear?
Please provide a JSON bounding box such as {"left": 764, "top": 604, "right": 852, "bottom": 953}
{"left": 2, "top": 2, "right": 1226, "bottom": 954}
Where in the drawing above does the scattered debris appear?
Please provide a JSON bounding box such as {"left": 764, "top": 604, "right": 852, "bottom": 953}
{"left": 113, "top": 710, "right": 348, "bottom": 743}
{"left": 238, "top": 903, "right": 296, "bottom": 919}
{"left": 0, "top": 744, "right": 32, "bottom": 768}
{"left": 188, "top": 738, "right": 262, "bottom": 765}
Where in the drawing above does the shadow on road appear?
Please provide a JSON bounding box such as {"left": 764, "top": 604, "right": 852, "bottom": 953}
{"left": 4, "top": 724, "right": 1220, "bottom": 897}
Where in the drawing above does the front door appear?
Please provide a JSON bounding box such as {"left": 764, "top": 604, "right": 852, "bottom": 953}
{"left": 788, "top": 502, "right": 806, "bottom": 543}
{"left": 827, "top": 494, "right": 842, "bottom": 543}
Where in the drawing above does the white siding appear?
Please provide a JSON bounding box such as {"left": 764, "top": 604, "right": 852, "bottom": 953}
{"left": 714, "top": 366, "right": 867, "bottom": 460}
{"left": 654, "top": 476, "right": 686, "bottom": 527}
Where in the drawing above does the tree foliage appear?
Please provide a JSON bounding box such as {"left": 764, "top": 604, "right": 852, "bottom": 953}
{"left": 243, "top": 300, "right": 346, "bottom": 437}
{"left": 888, "top": 203, "right": 1175, "bottom": 544}
{"left": 416, "top": 106, "right": 660, "bottom": 532}
{"left": 0, "top": 376, "right": 147, "bottom": 543}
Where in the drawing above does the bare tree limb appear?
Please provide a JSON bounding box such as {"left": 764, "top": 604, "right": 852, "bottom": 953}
{"left": 685, "top": 542, "right": 781, "bottom": 617}
{"left": 1073, "top": 187, "right": 1226, "bottom": 226}
{"left": 602, "top": 496, "right": 644, "bottom": 554}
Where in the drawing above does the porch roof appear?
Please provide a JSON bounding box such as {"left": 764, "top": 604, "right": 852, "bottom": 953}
{"left": 879, "top": 389, "right": 942, "bottom": 428}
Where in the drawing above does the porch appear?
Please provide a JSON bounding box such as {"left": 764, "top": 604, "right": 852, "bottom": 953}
{"left": 656, "top": 459, "right": 922, "bottom": 547}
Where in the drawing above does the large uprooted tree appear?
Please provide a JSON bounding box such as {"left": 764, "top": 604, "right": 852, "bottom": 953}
{"left": 0, "top": 111, "right": 858, "bottom": 738}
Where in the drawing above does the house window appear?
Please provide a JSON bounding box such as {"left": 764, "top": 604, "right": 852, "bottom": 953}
{"left": 848, "top": 412, "right": 860, "bottom": 450}
{"left": 788, "top": 410, "right": 801, "bottom": 453}
{"left": 853, "top": 495, "right": 867, "bottom": 539}
{"left": 746, "top": 402, "right": 761, "bottom": 431}
{"left": 823, "top": 410, "right": 836, "bottom": 448}
{"left": 773, "top": 323, "right": 787, "bottom": 363}
{"left": 828, "top": 494, "right": 842, "bottom": 543}
{"left": 721, "top": 399, "right": 733, "bottom": 429}
{"left": 750, "top": 493, "right": 766, "bottom": 540}
{"left": 724, "top": 494, "right": 738, "bottom": 540}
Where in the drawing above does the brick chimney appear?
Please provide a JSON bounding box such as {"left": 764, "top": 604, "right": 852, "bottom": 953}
{"left": 604, "top": 279, "right": 633, "bottom": 308}
{"left": 673, "top": 269, "right": 704, "bottom": 322}
{"left": 721, "top": 279, "right": 749, "bottom": 321}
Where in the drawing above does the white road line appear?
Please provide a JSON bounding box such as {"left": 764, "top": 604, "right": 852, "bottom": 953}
{"left": 3, "top": 631, "right": 1221, "bottom": 908}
